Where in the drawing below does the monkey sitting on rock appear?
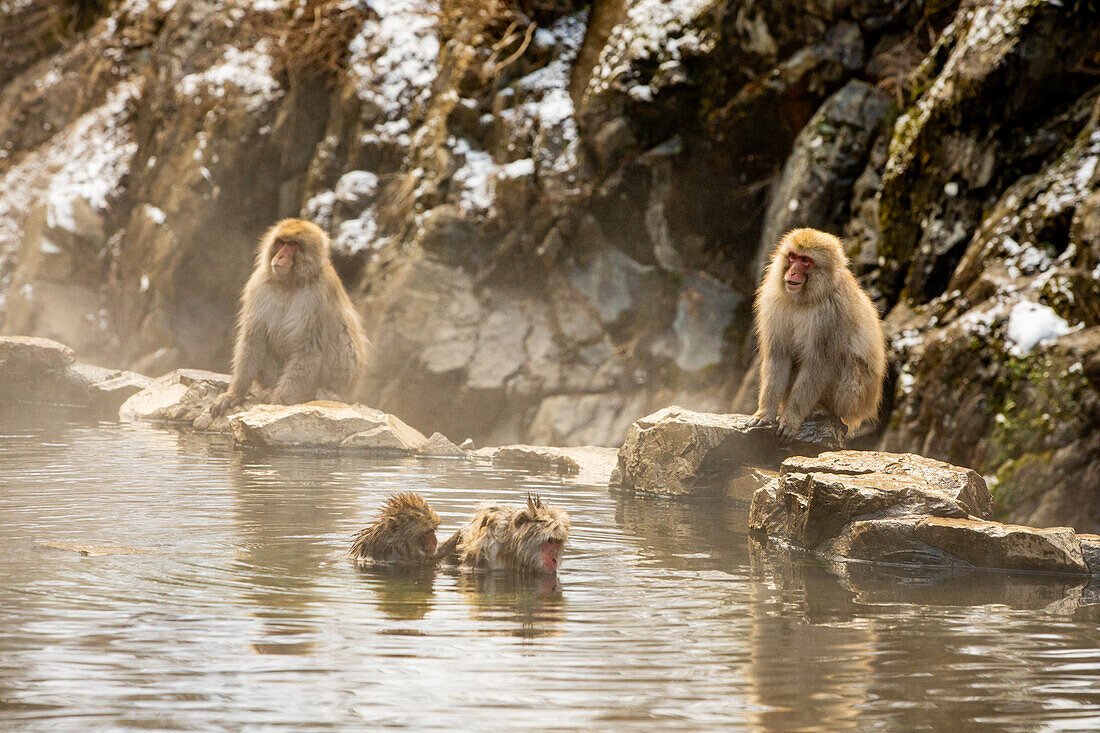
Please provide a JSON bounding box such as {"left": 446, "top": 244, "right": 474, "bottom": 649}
{"left": 349, "top": 493, "right": 440, "bottom": 568}
{"left": 748, "top": 228, "right": 886, "bottom": 440}
{"left": 211, "top": 218, "right": 369, "bottom": 417}
{"left": 435, "top": 494, "right": 570, "bottom": 575}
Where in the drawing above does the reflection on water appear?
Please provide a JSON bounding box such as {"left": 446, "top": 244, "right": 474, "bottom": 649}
{"left": 3, "top": 405, "right": 1100, "bottom": 730}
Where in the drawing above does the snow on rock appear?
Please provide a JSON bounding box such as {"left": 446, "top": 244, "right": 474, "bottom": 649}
{"left": 1004, "top": 301, "right": 1074, "bottom": 357}
{"left": 348, "top": 0, "right": 440, "bottom": 143}
{"left": 0, "top": 80, "right": 141, "bottom": 250}
{"left": 587, "top": 0, "right": 718, "bottom": 96}
{"left": 178, "top": 39, "right": 281, "bottom": 112}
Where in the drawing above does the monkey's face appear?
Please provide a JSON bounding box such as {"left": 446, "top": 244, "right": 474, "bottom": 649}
{"left": 270, "top": 238, "right": 299, "bottom": 279}
{"left": 540, "top": 538, "right": 564, "bottom": 572}
{"left": 783, "top": 249, "right": 814, "bottom": 292}
{"left": 418, "top": 528, "right": 438, "bottom": 558}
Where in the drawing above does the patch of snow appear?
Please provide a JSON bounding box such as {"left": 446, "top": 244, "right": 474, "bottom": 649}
{"left": 500, "top": 159, "right": 535, "bottom": 178}
{"left": 140, "top": 274, "right": 151, "bottom": 292}
{"left": 144, "top": 204, "right": 167, "bottom": 225}
{"left": 0, "top": 81, "right": 140, "bottom": 251}
{"left": 588, "top": 0, "right": 718, "bottom": 96}
{"left": 348, "top": 0, "right": 440, "bottom": 141}
{"left": 179, "top": 40, "right": 280, "bottom": 112}
{"left": 1004, "top": 300, "right": 1072, "bottom": 356}
{"left": 333, "top": 209, "right": 384, "bottom": 255}
{"left": 450, "top": 138, "right": 495, "bottom": 213}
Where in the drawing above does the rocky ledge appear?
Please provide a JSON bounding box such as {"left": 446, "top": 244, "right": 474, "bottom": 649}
{"left": 751, "top": 451, "right": 1100, "bottom": 576}
{"left": 0, "top": 335, "right": 149, "bottom": 414}
{"left": 610, "top": 405, "right": 846, "bottom": 499}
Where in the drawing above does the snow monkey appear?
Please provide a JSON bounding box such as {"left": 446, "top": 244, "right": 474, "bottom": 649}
{"left": 436, "top": 495, "right": 570, "bottom": 574}
{"left": 350, "top": 493, "right": 441, "bottom": 567}
{"left": 211, "top": 218, "right": 368, "bottom": 416}
{"left": 748, "top": 228, "right": 886, "bottom": 440}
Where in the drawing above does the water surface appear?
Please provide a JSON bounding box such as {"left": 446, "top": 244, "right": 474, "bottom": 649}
{"left": 3, "top": 406, "right": 1100, "bottom": 730}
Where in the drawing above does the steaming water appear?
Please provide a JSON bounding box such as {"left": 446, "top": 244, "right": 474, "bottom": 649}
{"left": 3, "top": 406, "right": 1100, "bottom": 731}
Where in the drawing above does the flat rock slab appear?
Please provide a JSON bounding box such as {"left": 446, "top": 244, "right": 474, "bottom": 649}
{"left": 611, "top": 405, "right": 845, "bottom": 497}
{"left": 831, "top": 517, "right": 1088, "bottom": 574}
{"left": 783, "top": 451, "right": 992, "bottom": 518}
{"left": 230, "top": 402, "right": 428, "bottom": 453}
{"left": 477, "top": 444, "right": 619, "bottom": 483}
{"left": 120, "top": 368, "right": 231, "bottom": 424}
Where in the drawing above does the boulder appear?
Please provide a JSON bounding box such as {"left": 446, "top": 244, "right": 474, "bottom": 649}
{"left": 782, "top": 451, "right": 992, "bottom": 518}
{"left": 610, "top": 405, "right": 846, "bottom": 497}
{"left": 0, "top": 335, "right": 148, "bottom": 412}
{"left": 832, "top": 517, "right": 1088, "bottom": 574}
{"left": 751, "top": 448, "right": 1099, "bottom": 575}
{"left": 119, "top": 369, "right": 231, "bottom": 424}
{"left": 229, "top": 402, "right": 428, "bottom": 453}
{"left": 418, "top": 431, "right": 469, "bottom": 458}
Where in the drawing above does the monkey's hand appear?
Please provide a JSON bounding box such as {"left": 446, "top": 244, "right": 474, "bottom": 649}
{"left": 209, "top": 391, "right": 243, "bottom": 418}
{"left": 775, "top": 414, "right": 805, "bottom": 442}
{"left": 746, "top": 410, "right": 775, "bottom": 428}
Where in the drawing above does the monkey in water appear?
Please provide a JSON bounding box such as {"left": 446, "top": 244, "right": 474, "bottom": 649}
{"left": 211, "top": 218, "right": 369, "bottom": 416}
{"left": 350, "top": 493, "right": 441, "bottom": 567}
{"left": 436, "top": 494, "right": 570, "bottom": 574}
{"left": 747, "top": 228, "right": 886, "bottom": 440}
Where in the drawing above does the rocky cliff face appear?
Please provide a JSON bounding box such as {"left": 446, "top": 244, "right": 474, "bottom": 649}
{"left": 0, "top": 0, "right": 1097, "bottom": 528}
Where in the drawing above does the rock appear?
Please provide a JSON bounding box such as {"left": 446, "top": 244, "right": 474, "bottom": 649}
{"left": 37, "top": 541, "right": 149, "bottom": 556}
{"left": 229, "top": 402, "right": 428, "bottom": 453}
{"left": 119, "top": 369, "right": 230, "bottom": 423}
{"left": 478, "top": 444, "right": 619, "bottom": 484}
{"left": 834, "top": 517, "right": 1088, "bottom": 574}
{"left": 611, "top": 405, "right": 846, "bottom": 497}
{"left": 751, "top": 448, "right": 1097, "bottom": 575}
{"left": 61, "top": 363, "right": 151, "bottom": 413}
{"left": 0, "top": 335, "right": 147, "bottom": 411}
{"left": 757, "top": 80, "right": 890, "bottom": 265}
{"left": 782, "top": 450, "right": 992, "bottom": 518}
{"left": 1079, "top": 535, "right": 1100, "bottom": 574}
{"left": 418, "top": 431, "right": 469, "bottom": 458}
{"left": 0, "top": 335, "right": 75, "bottom": 383}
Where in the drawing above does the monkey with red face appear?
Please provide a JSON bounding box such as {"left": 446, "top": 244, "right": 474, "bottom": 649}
{"left": 748, "top": 228, "right": 886, "bottom": 440}
{"left": 211, "top": 218, "right": 368, "bottom": 416}
{"left": 436, "top": 495, "right": 570, "bottom": 575}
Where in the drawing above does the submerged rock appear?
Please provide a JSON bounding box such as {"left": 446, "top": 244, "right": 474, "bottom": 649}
{"left": 751, "top": 449, "right": 1100, "bottom": 576}
{"left": 477, "top": 444, "right": 618, "bottom": 483}
{"left": 610, "top": 405, "right": 845, "bottom": 497}
{"left": 229, "top": 402, "right": 428, "bottom": 453}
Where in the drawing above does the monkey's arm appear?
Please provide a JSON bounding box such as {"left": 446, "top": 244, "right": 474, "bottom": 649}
{"left": 211, "top": 317, "right": 268, "bottom": 416}
{"left": 774, "top": 356, "right": 828, "bottom": 439}
{"left": 748, "top": 349, "right": 792, "bottom": 426}
{"left": 434, "top": 531, "right": 462, "bottom": 564}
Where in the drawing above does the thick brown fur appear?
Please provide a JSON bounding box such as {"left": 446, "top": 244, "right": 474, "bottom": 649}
{"left": 436, "top": 494, "right": 570, "bottom": 574}
{"left": 350, "top": 493, "right": 441, "bottom": 567}
{"left": 749, "top": 228, "right": 886, "bottom": 439}
{"left": 212, "top": 219, "right": 369, "bottom": 415}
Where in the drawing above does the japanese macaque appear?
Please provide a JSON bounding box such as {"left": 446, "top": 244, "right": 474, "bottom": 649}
{"left": 748, "top": 228, "right": 886, "bottom": 440}
{"left": 210, "top": 218, "right": 368, "bottom": 416}
{"left": 436, "top": 495, "right": 570, "bottom": 574}
{"left": 350, "top": 493, "right": 441, "bottom": 567}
